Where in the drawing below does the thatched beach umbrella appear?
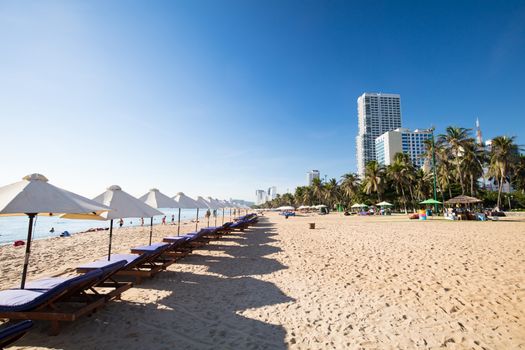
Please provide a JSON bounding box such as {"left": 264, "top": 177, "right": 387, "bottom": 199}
{"left": 65, "top": 185, "right": 162, "bottom": 260}
{"left": 172, "top": 192, "right": 199, "bottom": 235}
{"left": 138, "top": 188, "right": 179, "bottom": 244}
{"left": 444, "top": 195, "right": 482, "bottom": 205}
{"left": 0, "top": 174, "right": 111, "bottom": 288}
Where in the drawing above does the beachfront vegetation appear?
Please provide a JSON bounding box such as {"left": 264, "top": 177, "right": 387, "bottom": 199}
{"left": 254, "top": 127, "right": 525, "bottom": 211}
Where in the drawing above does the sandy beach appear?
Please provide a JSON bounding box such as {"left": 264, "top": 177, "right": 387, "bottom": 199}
{"left": 2, "top": 212, "right": 525, "bottom": 349}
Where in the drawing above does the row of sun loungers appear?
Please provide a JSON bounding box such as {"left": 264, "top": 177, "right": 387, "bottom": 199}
{"left": 0, "top": 214, "right": 258, "bottom": 344}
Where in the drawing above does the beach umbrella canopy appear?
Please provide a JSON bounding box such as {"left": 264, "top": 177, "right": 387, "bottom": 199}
{"left": 277, "top": 206, "right": 295, "bottom": 211}
{"left": 376, "top": 201, "right": 393, "bottom": 207}
{"left": 66, "top": 185, "right": 163, "bottom": 259}
{"left": 138, "top": 188, "right": 179, "bottom": 244}
{"left": 205, "top": 197, "right": 221, "bottom": 210}
{"left": 444, "top": 195, "right": 482, "bottom": 205}
{"left": 0, "top": 174, "right": 110, "bottom": 217}
{"left": 0, "top": 173, "right": 111, "bottom": 288}
{"left": 196, "top": 196, "right": 211, "bottom": 209}
{"left": 420, "top": 199, "right": 442, "bottom": 205}
{"left": 171, "top": 192, "right": 199, "bottom": 235}
{"left": 139, "top": 188, "right": 179, "bottom": 208}
{"left": 314, "top": 204, "right": 327, "bottom": 209}
{"left": 92, "top": 186, "right": 162, "bottom": 220}
{"left": 297, "top": 205, "right": 310, "bottom": 209}
{"left": 172, "top": 192, "right": 199, "bottom": 208}
{"left": 351, "top": 203, "right": 367, "bottom": 208}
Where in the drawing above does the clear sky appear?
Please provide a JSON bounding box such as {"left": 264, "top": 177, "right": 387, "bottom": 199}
{"left": 1, "top": 0, "right": 524, "bottom": 201}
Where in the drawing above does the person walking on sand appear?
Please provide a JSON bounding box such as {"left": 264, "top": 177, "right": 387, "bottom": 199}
{"left": 171, "top": 214, "right": 175, "bottom": 225}
{"left": 119, "top": 218, "right": 124, "bottom": 228}
{"left": 162, "top": 216, "right": 166, "bottom": 225}
{"left": 140, "top": 217, "right": 144, "bottom": 226}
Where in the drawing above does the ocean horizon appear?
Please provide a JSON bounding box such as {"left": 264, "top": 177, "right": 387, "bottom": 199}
{"left": 0, "top": 208, "right": 236, "bottom": 245}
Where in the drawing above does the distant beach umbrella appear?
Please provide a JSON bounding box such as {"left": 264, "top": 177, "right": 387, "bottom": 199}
{"left": 63, "top": 185, "right": 162, "bottom": 260}
{"left": 419, "top": 199, "right": 442, "bottom": 205}
{"left": 195, "top": 196, "right": 212, "bottom": 229}
{"left": 139, "top": 188, "right": 179, "bottom": 244}
{"left": 376, "top": 201, "right": 393, "bottom": 207}
{"left": 172, "top": 192, "right": 199, "bottom": 235}
{"left": 206, "top": 197, "right": 222, "bottom": 226}
{"left": 0, "top": 174, "right": 111, "bottom": 288}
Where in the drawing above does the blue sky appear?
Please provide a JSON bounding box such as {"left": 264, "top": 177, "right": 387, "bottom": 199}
{"left": 1, "top": 0, "right": 524, "bottom": 201}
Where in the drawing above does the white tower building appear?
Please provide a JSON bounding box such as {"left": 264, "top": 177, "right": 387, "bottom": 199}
{"left": 356, "top": 93, "right": 402, "bottom": 176}
{"left": 306, "top": 170, "right": 320, "bottom": 186}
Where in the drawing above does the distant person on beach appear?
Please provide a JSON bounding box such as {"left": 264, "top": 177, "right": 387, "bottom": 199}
{"left": 119, "top": 218, "right": 124, "bottom": 228}
{"left": 162, "top": 216, "right": 166, "bottom": 225}
{"left": 171, "top": 215, "right": 175, "bottom": 224}
{"left": 140, "top": 217, "right": 144, "bottom": 226}
{"left": 50, "top": 227, "right": 55, "bottom": 233}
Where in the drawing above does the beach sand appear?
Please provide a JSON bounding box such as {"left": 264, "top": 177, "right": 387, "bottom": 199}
{"left": 2, "top": 213, "right": 524, "bottom": 349}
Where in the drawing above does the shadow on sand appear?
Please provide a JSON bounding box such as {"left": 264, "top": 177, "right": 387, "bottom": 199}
{"left": 14, "top": 217, "right": 293, "bottom": 349}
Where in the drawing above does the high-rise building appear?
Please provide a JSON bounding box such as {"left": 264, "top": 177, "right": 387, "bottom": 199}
{"left": 375, "top": 128, "right": 432, "bottom": 168}
{"left": 306, "top": 170, "right": 320, "bottom": 186}
{"left": 255, "top": 190, "right": 267, "bottom": 205}
{"left": 267, "top": 186, "right": 277, "bottom": 200}
{"left": 476, "top": 118, "right": 483, "bottom": 145}
{"left": 356, "top": 92, "right": 402, "bottom": 176}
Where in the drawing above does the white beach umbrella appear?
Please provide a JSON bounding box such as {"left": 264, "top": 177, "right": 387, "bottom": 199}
{"left": 138, "top": 188, "right": 179, "bottom": 244}
{"left": 0, "top": 174, "right": 111, "bottom": 288}
{"left": 196, "top": 196, "right": 213, "bottom": 228}
{"left": 139, "top": 188, "right": 179, "bottom": 209}
{"left": 206, "top": 197, "right": 222, "bottom": 226}
{"left": 172, "top": 192, "right": 199, "bottom": 235}
{"left": 81, "top": 185, "right": 162, "bottom": 259}
{"left": 277, "top": 206, "right": 295, "bottom": 211}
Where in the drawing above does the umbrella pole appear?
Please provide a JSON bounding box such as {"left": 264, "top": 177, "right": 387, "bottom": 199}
{"left": 207, "top": 215, "right": 210, "bottom": 228}
{"left": 230, "top": 208, "right": 232, "bottom": 221}
{"left": 214, "top": 212, "right": 217, "bottom": 226}
{"left": 107, "top": 219, "right": 114, "bottom": 261}
{"left": 20, "top": 213, "right": 36, "bottom": 289}
{"left": 222, "top": 208, "right": 225, "bottom": 225}
{"left": 149, "top": 217, "right": 153, "bottom": 245}
{"left": 177, "top": 208, "right": 181, "bottom": 236}
{"left": 195, "top": 208, "right": 199, "bottom": 231}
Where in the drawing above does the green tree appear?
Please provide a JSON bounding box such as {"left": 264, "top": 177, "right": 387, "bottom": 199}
{"left": 363, "top": 161, "right": 386, "bottom": 201}
{"left": 488, "top": 136, "right": 519, "bottom": 208}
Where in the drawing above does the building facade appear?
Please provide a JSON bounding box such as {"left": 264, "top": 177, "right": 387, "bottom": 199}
{"left": 306, "top": 170, "right": 320, "bottom": 186}
{"left": 267, "top": 186, "right": 277, "bottom": 201}
{"left": 255, "top": 190, "right": 267, "bottom": 205}
{"left": 356, "top": 93, "right": 402, "bottom": 176}
{"left": 375, "top": 128, "right": 432, "bottom": 168}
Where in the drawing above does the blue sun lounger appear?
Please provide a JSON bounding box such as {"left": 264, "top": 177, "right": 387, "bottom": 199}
{"left": 0, "top": 269, "right": 105, "bottom": 335}
{"left": 0, "top": 320, "right": 33, "bottom": 348}
{"left": 77, "top": 245, "right": 169, "bottom": 284}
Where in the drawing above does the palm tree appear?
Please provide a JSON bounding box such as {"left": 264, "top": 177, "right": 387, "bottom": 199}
{"left": 311, "top": 178, "right": 324, "bottom": 204}
{"left": 324, "top": 178, "right": 340, "bottom": 211}
{"left": 488, "top": 136, "right": 518, "bottom": 208}
{"left": 363, "top": 161, "right": 386, "bottom": 201}
{"left": 340, "top": 173, "right": 360, "bottom": 205}
{"left": 387, "top": 153, "right": 413, "bottom": 213}
{"left": 461, "top": 140, "right": 485, "bottom": 196}
{"left": 301, "top": 187, "right": 314, "bottom": 206}
{"left": 439, "top": 126, "right": 472, "bottom": 194}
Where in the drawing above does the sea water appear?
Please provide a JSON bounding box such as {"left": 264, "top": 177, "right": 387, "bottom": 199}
{"left": 0, "top": 208, "right": 234, "bottom": 245}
